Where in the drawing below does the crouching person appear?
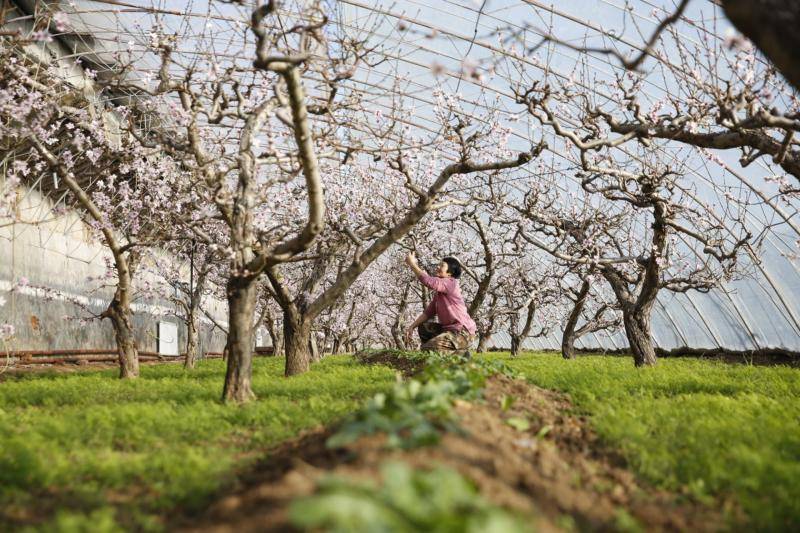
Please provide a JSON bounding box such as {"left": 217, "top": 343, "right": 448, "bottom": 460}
{"left": 404, "top": 252, "right": 476, "bottom": 355}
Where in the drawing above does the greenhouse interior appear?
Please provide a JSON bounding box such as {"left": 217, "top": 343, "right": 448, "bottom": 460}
{"left": 1, "top": 0, "right": 799, "bottom": 531}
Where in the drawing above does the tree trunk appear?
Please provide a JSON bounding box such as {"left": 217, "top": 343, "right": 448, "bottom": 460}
{"left": 561, "top": 331, "right": 577, "bottom": 360}
{"left": 392, "top": 285, "right": 411, "bottom": 350}
{"left": 269, "top": 329, "right": 282, "bottom": 357}
{"left": 43, "top": 153, "right": 139, "bottom": 379}
{"left": 510, "top": 335, "right": 521, "bottom": 357}
{"left": 284, "top": 313, "right": 312, "bottom": 376}
{"left": 309, "top": 332, "right": 322, "bottom": 363}
{"left": 322, "top": 329, "right": 331, "bottom": 356}
{"left": 391, "top": 326, "right": 405, "bottom": 350}
{"left": 477, "top": 331, "right": 492, "bottom": 353}
{"left": 184, "top": 312, "right": 199, "bottom": 369}
{"left": 562, "top": 280, "right": 590, "bottom": 360}
{"left": 266, "top": 320, "right": 283, "bottom": 357}
{"left": 222, "top": 278, "right": 258, "bottom": 403}
{"left": 107, "top": 295, "right": 139, "bottom": 379}
{"left": 623, "top": 308, "right": 657, "bottom": 367}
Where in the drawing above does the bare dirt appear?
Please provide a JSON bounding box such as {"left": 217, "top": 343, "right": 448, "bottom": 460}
{"left": 174, "top": 372, "right": 734, "bottom": 532}
{"left": 354, "top": 349, "right": 426, "bottom": 377}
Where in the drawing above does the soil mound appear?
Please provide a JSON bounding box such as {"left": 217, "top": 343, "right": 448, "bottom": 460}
{"left": 176, "top": 375, "right": 731, "bottom": 532}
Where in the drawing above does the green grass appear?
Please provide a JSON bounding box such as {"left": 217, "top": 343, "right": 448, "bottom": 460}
{"left": 488, "top": 352, "right": 800, "bottom": 532}
{"left": 5, "top": 352, "right": 798, "bottom": 532}
{"left": 0, "top": 356, "right": 395, "bottom": 532}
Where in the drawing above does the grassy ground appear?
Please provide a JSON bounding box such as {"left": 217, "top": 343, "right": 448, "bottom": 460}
{"left": 490, "top": 352, "right": 800, "bottom": 532}
{"left": 4, "top": 352, "right": 798, "bottom": 532}
{"left": 0, "top": 356, "right": 395, "bottom": 532}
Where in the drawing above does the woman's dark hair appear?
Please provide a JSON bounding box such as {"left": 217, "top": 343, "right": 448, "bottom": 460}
{"left": 442, "top": 257, "right": 462, "bottom": 279}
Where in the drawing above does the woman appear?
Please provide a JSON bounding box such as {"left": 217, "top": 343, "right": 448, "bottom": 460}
{"left": 404, "top": 251, "right": 476, "bottom": 353}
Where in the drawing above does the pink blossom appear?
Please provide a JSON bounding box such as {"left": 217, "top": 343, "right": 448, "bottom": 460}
{"left": 52, "top": 11, "right": 70, "bottom": 32}
{"left": 29, "top": 30, "right": 53, "bottom": 42}
{"left": 0, "top": 324, "right": 14, "bottom": 340}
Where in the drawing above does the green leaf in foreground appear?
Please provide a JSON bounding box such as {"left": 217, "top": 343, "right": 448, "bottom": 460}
{"left": 326, "top": 379, "right": 458, "bottom": 449}
{"left": 501, "top": 394, "right": 517, "bottom": 411}
{"left": 506, "top": 417, "right": 531, "bottom": 432}
{"left": 289, "top": 461, "right": 531, "bottom": 533}
{"left": 328, "top": 351, "right": 517, "bottom": 450}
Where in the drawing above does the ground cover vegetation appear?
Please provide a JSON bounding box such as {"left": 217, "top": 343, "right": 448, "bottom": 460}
{"left": 0, "top": 347, "right": 797, "bottom": 531}
{"left": 493, "top": 352, "right": 800, "bottom": 531}
{"left": 331, "top": 350, "right": 517, "bottom": 449}
{"left": 0, "top": 357, "right": 395, "bottom": 531}
{"left": 180, "top": 349, "right": 730, "bottom": 532}
{"left": 314, "top": 350, "right": 799, "bottom": 531}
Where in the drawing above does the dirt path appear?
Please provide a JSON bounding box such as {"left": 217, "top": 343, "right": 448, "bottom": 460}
{"left": 174, "top": 358, "right": 730, "bottom": 532}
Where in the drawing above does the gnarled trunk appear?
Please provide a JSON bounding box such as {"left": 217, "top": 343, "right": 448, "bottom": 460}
{"left": 391, "top": 327, "right": 405, "bottom": 350}
{"left": 222, "top": 278, "right": 258, "bottom": 403}
{"left": 562, "top": 280, "right": 590, "bottom": 360}
{"left": 184, "top": 313, "right": 199, "bottom": 369}
{"left": 332, "top": 332, "right": 347, "bottom": 355}
{"left": 106, "top": 295, "right": 139, "bottom": 379}
{"left": 270, "top": 330, "right": 283, "bottom": 357}
{"left": 309, "top": 332, "right": 322, "bottom": 363}
{"left": 265, "top": 311, "right": 283, "bottom": 357}
{"left": 561, "top": 331, "right": 577, "bottom": 360}
{"left": 391, "top": 286, "right": 410, "bottom": 351}
{"left": 284, "top": 313, "right": 312, "bottom": 376}
{"left": 510, "top": 297, "right": 541, "bottom": 358}
{"left": 623, "top": 308, "right": 657, "bottom": 367}
{"left": 510, "top": 335, "right": 522, "bottom": 357}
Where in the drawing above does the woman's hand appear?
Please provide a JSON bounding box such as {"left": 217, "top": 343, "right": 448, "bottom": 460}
{"left": 406, "top": 251, "right": 425, "bottom": 278}
{"left": 404, "top": 326, "right": 414, "bottom": 343}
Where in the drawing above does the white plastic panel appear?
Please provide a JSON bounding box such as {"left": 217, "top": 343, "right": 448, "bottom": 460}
{"left": 157, "top": 321, "right": 179, "bottom": 356}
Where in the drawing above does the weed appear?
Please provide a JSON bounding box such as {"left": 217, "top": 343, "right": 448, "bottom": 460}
{"left": 329, "top": 351, "right": 514, "bottom": 449}
{"left": 326, "top": 378, "right": 461, "bottom": 449}
{"left": 289, "top": 461, "right": 530, "bottom": 533}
